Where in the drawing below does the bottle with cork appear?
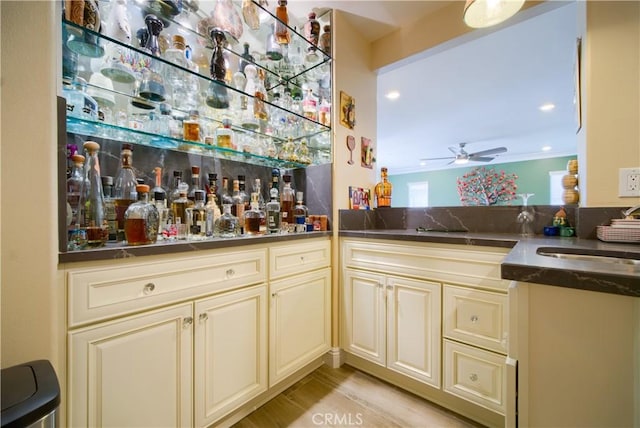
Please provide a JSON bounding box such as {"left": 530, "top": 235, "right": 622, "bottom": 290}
{"left": 374, "top": 167, "right": 392, "bottom": 208}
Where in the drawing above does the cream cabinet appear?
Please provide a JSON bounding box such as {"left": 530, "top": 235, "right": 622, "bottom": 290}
{"left": 268, "top": 239, "right": 332, "bottom": 387}
{"left": 341, "top": 268, "right": 441, "bottom": 388}
{"left": 341, "top": 238, "right": 510, "bottom": 424}
{"left": 194, "top": 285, "right": 268, "bottom": 427}
{"left": 68, "top": 303, "right": 194, "bottom": 427}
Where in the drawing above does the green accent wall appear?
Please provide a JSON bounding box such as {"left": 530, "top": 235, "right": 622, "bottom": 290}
{"left": 389, "top": 156, "right": 577, "bottom": 207}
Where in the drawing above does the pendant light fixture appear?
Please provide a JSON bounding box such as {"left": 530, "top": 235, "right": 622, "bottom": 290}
{"left": 463, "top": 0, "right": 525, "bottom": 28}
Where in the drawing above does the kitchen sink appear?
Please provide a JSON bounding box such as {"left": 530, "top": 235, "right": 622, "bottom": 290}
{"left": 536, "top": 247, "right": 640, "bottom": 265}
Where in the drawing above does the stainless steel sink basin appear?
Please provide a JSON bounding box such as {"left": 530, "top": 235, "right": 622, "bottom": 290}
{"left": 536, "top": 247, "right": 640, "bottom": 265}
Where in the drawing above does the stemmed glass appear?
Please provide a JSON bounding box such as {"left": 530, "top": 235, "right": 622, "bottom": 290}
{"left": 517, "top": 193, "right": 535, "bottom": 236}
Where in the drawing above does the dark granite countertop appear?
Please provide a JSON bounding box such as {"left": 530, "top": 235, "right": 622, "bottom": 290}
{"left": 339, "top": 229, "right": 640, "bottom": 297}
{"left": 59, "top": 231, "right": 331, "bottom": 264}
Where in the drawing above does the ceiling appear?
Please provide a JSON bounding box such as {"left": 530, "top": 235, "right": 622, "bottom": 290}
{"left": 295, "top": 0, "right": 579, "bottom": 175}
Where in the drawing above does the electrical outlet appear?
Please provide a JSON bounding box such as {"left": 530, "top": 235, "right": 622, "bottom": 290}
{"left": 619, "top": 167, "right": 640, "bottom": 197}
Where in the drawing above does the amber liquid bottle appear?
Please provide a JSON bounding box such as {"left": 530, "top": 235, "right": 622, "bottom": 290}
{"left": 374, "top": 167, "right": 393, "bottom": 208}
{"left": 114, "top": 144, "right": 138, "bottom": 241}
{"left": 275, "top": 0, "right": 291, "bottom": 45}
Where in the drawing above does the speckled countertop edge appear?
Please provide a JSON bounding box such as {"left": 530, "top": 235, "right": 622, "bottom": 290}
{"left": 339, "top": 230, "right": 640, "bottom": 297}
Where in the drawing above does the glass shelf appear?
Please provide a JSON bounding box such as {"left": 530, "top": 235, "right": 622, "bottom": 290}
{"left": 67, "top": 116, "right": 330, "bottom": 168}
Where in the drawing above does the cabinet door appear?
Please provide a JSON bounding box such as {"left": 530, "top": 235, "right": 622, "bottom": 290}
{"left": 270, "top": 267, "right": 331, "bottom": 386}
{"left": 386, "top": 276, "right": 441, "bottom": 388}
{"left": 194, "top": 284, "right": 268, "bottom": 427}
{"left": 341, "top": 268, "right": 386, "bottom": 366}
{"left": 68, "top": 303, "right": 193, "bottom": 427}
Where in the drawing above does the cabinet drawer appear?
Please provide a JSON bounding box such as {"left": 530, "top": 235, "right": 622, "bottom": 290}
{"left": 68, "top": 249, "right": 266, "bottom": 327}
{"left": 269, "top": 239, "right": 330, "bottom": 280}
{"left": 443, "top": 339, "right": 506, "bottom": 415}
{"left": 443, "top": 285, "right": 507, "bottom": 353}
{"left": 342, "top": 239, "right": 509, "bottom": 291}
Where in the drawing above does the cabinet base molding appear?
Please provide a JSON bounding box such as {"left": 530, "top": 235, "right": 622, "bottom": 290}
{"left": 214, "top": 357, "right": 325, "bottom": 428}
{"left": 324, "top": 347, "right": 344, "bottom": 368}
{"left": 343, "top": 352, "right": 504, "bottom": 428}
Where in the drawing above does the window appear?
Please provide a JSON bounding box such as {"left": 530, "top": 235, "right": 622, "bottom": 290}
{"left": 408, "top": 181, "right": 429, "bottom": 207}
{"left": 549, "top": 170, "right": 565, "bottom": 205}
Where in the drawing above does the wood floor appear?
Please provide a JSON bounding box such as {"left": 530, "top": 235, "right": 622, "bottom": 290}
{"left": 232, "top": 364, "right": 484, "bottom": 428}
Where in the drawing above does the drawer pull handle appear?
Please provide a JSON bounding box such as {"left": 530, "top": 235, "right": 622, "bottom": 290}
{"left": 470, "top": 315, "right": 479, "bottom": 323}
{"left": 183, "top": 317, "right": 193, "bottom": 328}
{"left": 199, "top": 313, "right": 208, "bottom": 322}
{"left": 226, "top": 268, "right": 235, "bottom": 277}
{"left": 143, "top": 283, "right": 155, "bottom": 294}
{"left": 469, "top": 373, "right": 478, "bottom": 382}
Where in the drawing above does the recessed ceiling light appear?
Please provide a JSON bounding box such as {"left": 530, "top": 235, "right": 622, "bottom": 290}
{"left": 539, "top": 103, "right": 555, "bottom": 112}
{"left": 385, "top": 91, "right": 400, "bottom": 100}
{"left": 542, "top": 145, "right": 552, "bottom": 151}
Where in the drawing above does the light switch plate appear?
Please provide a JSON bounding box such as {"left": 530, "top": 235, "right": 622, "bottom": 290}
{"left": 619, "top": 167, "right": 640, "bottom": 197}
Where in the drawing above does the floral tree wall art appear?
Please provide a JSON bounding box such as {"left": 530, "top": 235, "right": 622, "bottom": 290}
{"left": 456, "top": 167, "right": 518, "bottom": 206}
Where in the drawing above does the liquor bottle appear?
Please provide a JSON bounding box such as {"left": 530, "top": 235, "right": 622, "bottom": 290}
{"left": 280, "top": 174, "right": 295, "bottom": 227}
{"left": 205, "top": 193, "right": 220, "bottom": 237}
{"left": 216, "top": 118, "right": 235, "bottom": 149}
{"left": 114, "top": 143, "right": 138, "bottom": 242}
{"left": 152, "top": 167, "right": 169, "bottom": 240}
{"left": 78, "top": 141, "right": 109, "bottom": 248}
{"left": 187, "top": 165, "right": 201, "bottom": 204}
{"left": 183, "top": 110, "right": 201, "bottom": 142}
{"left": 275, "top": 0, "right": 290, "bottom": 45}
{"left": 303, "top": 11, "right": 320, "bottom": 60}
{"left": 206, "top": 173, "right": 221, "bottom": 208}
{"left": 101, "top": 176, "right": 118, "bottom": 242}
{"left": 253, "top": 178, "right": 266, "bottom": 212}
{"left": 319, "top": 25, "right": 331, "bottom": 57}
{"left": 302, "top": 87, "right": 318, "bottom": 121}
{"left": 293, "top": 191, "right": 309, "bottom": 232}
{"left": 124, "top": 184, "right": 159, "bottom": 246}
{"left": 254, "top": 69, "right": 268, "bottom": 121}
{"left": 188, "top": 190, "right": 207, "bottom": 239}
{"left": 168, "top": 170, "right": 183, "bottom": 206}
{"left": 374, "top": 167, "right": 393, "bottom": 208}
{"left": 241, "top": 65, "right": 259, "bottom": 130}
{"left": 239, "top": 42, "right": 255, "bottom": 75}
{"left": 266, "top": 169, "right": 281, "bottom": 233}
{"left": 214, "top": 204, "right": 240, "bottom": 238}
{"left": 231, "top": 177, "right": 248, "bottom": 231}
{"left": 206, "top": 28, "right": 230, "bottom": 109}
{"left": 244, "top": 193, "right": 265, "bottom": 235}
{"left": 171, "top": 182, "right": 190, "bottom": 239}
{"left": 220, "top": 176, "right": 234, "bottom": 206}
{"left": 66, "top": 153, "right": 86, "bottom": 230}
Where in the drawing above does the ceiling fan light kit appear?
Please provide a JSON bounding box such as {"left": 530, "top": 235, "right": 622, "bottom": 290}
{"left": 463, "top": 0, "right": 525, "bottom": 28}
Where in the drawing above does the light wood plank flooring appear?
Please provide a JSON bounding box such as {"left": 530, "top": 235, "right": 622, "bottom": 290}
{"left": 233, "top": 365, "right": 484, "bottom": 428}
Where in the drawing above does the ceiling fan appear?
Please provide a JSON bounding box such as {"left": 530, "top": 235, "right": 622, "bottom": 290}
{"left": 420, "top": 142, "right": 507, "bottom": 165}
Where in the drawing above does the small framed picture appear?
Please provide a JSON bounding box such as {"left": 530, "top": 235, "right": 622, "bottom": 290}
{"left": 349, "top": 186, "right": 371, "bottom": 210}
{"left": 340, "top": 91, "right": 355, "bottom": 129}
{"left": 361, "top": 137, "right": 374, "bottom": 169}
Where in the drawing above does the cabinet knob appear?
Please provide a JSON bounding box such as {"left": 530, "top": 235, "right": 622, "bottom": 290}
{"left": 470, "top": 315, "right": 479, "bottom": 323}
{"left": 143, "top": 283, "right": 155, "bottom": 294}
{"left": 300, "top": 256, "right": 305, "bottom": 263}
{"left": 226, "top": 268, "right": 235, "bottom": 277}
{"left": 199, "top": 313, "right": 208, "bottom": 322}
{"left": 271, "top": 292, "right": 278, "bottom": 298}
{"left": 183, "top": 317, "right": 193, "bottom": 328}
{"left": 469, "top": 373, "right": 478, "bottom": 382}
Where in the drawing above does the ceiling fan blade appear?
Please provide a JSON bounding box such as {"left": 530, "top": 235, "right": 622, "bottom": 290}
{"left": 448, "top": 146, "right": 460, "bottom": 155}
{"left": 468, "top": 156, "right": 495, "bottom": 162}
{"left": 469, "top": 147, "right": 507, "bottom": 157}
{"left": 420, "top": 156, "right": 455, "bottom": 161}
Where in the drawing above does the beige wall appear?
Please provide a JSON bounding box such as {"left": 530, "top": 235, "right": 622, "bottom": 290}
{"left": 582, "top": 1, "right": 640, "bottom": 207}
{"left": 0, "top": 0, "right": 66, "bottom": 376}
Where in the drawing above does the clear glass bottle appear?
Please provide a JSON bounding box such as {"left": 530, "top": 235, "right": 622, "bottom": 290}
{"left": 78, "top": 141, "right": 109, "bottom": 248}
{"left": 231, "top": 177, "right": 249, "bottom": 231}
{"left": 280, "top": 174, "right": 295, "bottom": 227}
{"left": 64, "top": 76, "right": 99, "bottom": 122}
{"left": 304, "top": 11, "right": 320, "bottom": 59}
{"left": 163, "top": 34, "right": 188, "bottom": 110}
{"left": 266, "top": 169, "right": 281, "bottom": 234}
{"left": 171, "top": 183, "right": 190, "bottom": 240}
{"left": 239, "top": 42, "right": 255, "bottom": 75}
{"left": 244, "top": 193, "right": 265, "bottom": 235}
{"left": 205, "top": 193, "right": 220, "bottom": 237}
{"left": 293, "top": 191, "right": 309, "bottom": 232}
{"left": 124, "top": 184, "right": 159, "bottom": 246}
{"left": 241, "top": 65, "right": 260, "bottom": 130}
{"left": 216, "top": 118, "right": 235, "bottom": 149}
{"left": 254, "top": 69, "right": 268, "bottom": 121}
{"left": 302, "top": 87, "right": 318, "bottom": 121}
{"left": 168, "top": 170, "right": 183, "bottom": 207}
{"left": 206, "top": 28, "right": 230, "bottom": 110}
{"left": 265, "top": 23, "right": 283, "bottom": 61}
{"left": 152, "top": 167, "right": 169, "bottom": 241}
{"left": 275, "top": 0, "right": 290, "bottom": 45}
{"left": 220, "top": 176, "right": 234, "bottom": 206}
{"left": 214, "top": 204, "right": 240, "bottom": 238}
{"left": 66, "top": 153, "right": 86, "bottom": 230}
{"left": 101, "top": 175, "right": 118, "bottom": 242}
{"left": 114, "top": 143, "right": 138, "bottom": 242}
{"left": 183, "top": 110, "right": 201, "bottom": 142}
{"left": 374, "top": 167, "right": 393, "bottom": 208}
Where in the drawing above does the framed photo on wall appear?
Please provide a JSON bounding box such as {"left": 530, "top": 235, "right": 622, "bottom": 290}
{"left": 361, "top": 137, "right": 374, "bottom": 169}
{"left": 340, "top": 91, "right": 355, "bottom": 129}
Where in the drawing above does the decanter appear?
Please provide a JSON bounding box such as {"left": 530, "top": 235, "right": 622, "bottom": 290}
{"left": 374, "top": 167, "right": 392, "bottom": 208}
{"left": 124, "top": 184, "right": 159, "bottom": 245}
{"left": 244, "top": 193, "right": 266, "bottom": 235}
{"left": 214, "top": 204, "right": 240, "bottom": 238}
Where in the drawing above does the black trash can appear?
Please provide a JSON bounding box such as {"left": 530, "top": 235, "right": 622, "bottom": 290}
{"left": 1, "top": 360, "right": 60, "bottom": 428}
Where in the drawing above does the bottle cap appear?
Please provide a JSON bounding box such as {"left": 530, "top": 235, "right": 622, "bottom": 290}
{"left": 238, "top": 175, "right": 245, "bottom": 181}
{"left": 191, "top": 165, "right": 200, "bottom": 174}
{"left": 283, "top": 174, "right": 291, "bottom": 183}
{"left": 71, "top": 154, "right": 85, "bottom": 164}
{"left": 83, "top": 141, "right": 100, "bottom": 152}
{"left": 173, "top": 170, "right": 182, "bottom": 177}
{"left": 208, "top": 173, "right": 217, "bottom": 180}
{"left": 101, "top": 176, "right": 113, "bottom": 186}
{"left": 195, "top": 190, "right": 205, "bottom": 201}
{"left": 121, "top": 143, "right": 133, "bottom": 151}
{"left": 136, "top": 184, "right": 150, "bottom": 193}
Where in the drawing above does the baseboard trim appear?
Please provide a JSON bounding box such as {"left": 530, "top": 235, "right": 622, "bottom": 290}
{"left": 324, "top": 347, "right": 344, "bottom": 368}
